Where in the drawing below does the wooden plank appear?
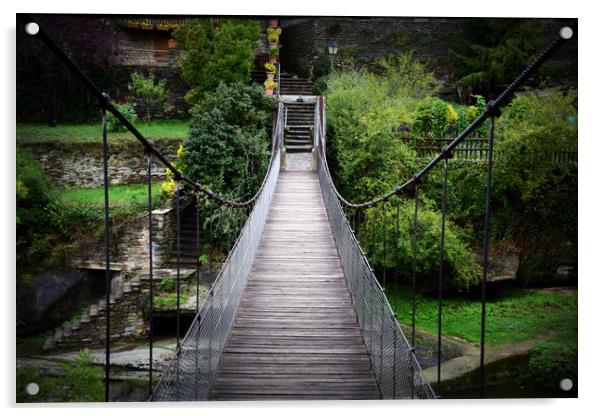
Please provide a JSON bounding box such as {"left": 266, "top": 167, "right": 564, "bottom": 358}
{"left": 208, "top": 170, "right": 379, "bottom": 401}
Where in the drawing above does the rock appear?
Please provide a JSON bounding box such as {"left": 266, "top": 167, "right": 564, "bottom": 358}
{"left": 43, "top": 337, "right": 55, "bottom": 350}
{"left": 53, "top": 329, "right": 63, "bottom": 341}
{"left": 17, "top": 269, "right": 87, "bottom": 326}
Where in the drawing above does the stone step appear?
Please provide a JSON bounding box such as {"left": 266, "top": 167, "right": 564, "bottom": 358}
{"left": 286, "top": 124, "right": 313, "bottom": 129}
{"left": 286, "top": 117, "right": 315, "bottom": 122}
{"left": 285, "top": 144, "right": 313, "bottom": 153}
{"left": 286, "top": 139, "right": 312, "bottom": 146}
{"left": 80, "top": 312, "right": 91, "bottom": 324}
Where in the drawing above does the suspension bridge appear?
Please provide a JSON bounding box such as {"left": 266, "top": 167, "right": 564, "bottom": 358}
{"left": 20, "top": 15, "right": 574, "bottom": 401}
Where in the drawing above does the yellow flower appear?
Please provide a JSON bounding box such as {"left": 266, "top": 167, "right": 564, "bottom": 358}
{"left": 177, "top": 144, "right": 185, "bottom": 158}
{"left": 446, "top": 104, "right": 458, "bottom": 124}
{"left": 467, "top": 105, "right": 477, "bottom": 120}
{"left": 161, "top": 181, "right": 176, "bottom": 198}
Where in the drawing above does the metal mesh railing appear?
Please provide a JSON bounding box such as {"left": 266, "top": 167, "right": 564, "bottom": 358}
{"left": 317, "top": 151, "right": 436, "bottom": 399}
{"left": 153, "top": 147, "right": 280, "bottom": 401}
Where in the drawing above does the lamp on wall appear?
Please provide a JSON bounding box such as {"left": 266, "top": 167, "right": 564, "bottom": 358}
{"left": 328, "top": 40, "right": 339, "bottom": 55}
{"left": 328, "top": 40, "right": 338, "bottom": 72}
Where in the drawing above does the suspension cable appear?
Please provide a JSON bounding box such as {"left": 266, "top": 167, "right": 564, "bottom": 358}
{"left": 316, "top": 28, "right": 572, "bottom": 210}
{"left": 19, "top": 13, "right": 282, "bottom": 209}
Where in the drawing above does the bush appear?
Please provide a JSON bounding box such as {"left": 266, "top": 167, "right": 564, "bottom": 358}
{"left": 325, "top": 71, "right": 419, "bottom": 202}
{"left": 130, "top": 72, "right": 168, "bottom": 123}
{"left": 16, "top": 349, "right": 103, "bottom": 402}
{"left": 312, "top": 53, "right": 332, "bottom": 81}
{"left": 521, "top": 332, "right": 577, "bottom": 390}
{"left": 173, "top": 19, "right": 260, "bottom": 105}
{"left": 16, "top": 365, "right": 59, "bottom": 403}
{"left": 495, "top": 90, "right": 577, "bottom": 281}
{"left": 363, "top": 200, "right": 481, "bottom": 291}
{"left": 59, "top": 349, "right": 104, "bottom": 401}
{"left": 17, "top": 149, "right": 57, "bottom": 276}
{"left": 179, "top": 82, "right": 275, "bottom": 242}
{"left": 106, "top": 102, "right": 138, "bottom": 132}
{"left": 325, "top": 59, "right": 481, "bottom": 292}
{"left": 411, "top": 96, "right": 450, "bottom": 138}
{"left": 376, "top": 52, "right": 440, "bottom": 99}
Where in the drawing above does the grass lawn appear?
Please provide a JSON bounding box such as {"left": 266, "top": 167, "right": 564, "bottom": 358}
{"left": 59, "top": 183, "right": 162, "bottom": 211}
{"left": 17, "top": 120, "right": 188, "bottom": 144}
{"left": 387, "top": 284, "right": 577, "bottom": 346}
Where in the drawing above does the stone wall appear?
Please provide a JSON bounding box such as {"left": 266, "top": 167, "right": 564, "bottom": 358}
{"left": 43, "top": 206, "right": 195, "bottom": 351}
{"left": 279, "top": 17, "right": 578, "bottom": 93}
{"left": 22, "top": 138, "right": 180, "bottom": 188}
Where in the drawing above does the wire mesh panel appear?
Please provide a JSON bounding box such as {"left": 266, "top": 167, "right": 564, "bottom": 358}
{"left": 317, "top": 151, "right": 435, "bottom": 399}
{"left": 153, "top": 149, "right": 281, "bottom": 401}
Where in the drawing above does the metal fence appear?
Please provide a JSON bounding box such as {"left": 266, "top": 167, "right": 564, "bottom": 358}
{"left": 402, "top": 137, "right": 578, "bottom": 165}
{"left": 317, "top": 150, "right": 436, "bottom": 399}
{"left": 152, "top": 147, "right": 281, "bottom": 401}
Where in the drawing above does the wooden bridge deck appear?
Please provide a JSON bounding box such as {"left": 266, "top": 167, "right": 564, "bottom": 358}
{"left": 209, "top": 170, "right": 380, "bottom": 400}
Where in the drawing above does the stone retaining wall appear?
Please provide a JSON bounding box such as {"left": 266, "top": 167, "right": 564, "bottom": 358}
{"left": 21, "top": 138, "right": 180, "bottom": 188}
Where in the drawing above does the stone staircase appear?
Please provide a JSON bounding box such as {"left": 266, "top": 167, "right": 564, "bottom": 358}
{"left": 166, "top": 203, "right": 205, "bottom": 269}
{"left": 279, "top": 73, "right": 314, "bottom": 95}
{"left": 43, "top": 204, "right": 202, "bottom": 351}
{"left": 43, "top": 274, "right": 144, "bottom": 351}
{"left": 284, "top": 101, "right": 315, "bottom": 153}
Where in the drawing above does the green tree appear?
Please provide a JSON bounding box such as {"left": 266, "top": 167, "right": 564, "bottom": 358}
{"left": 325, "top": 71, "right": 419, "bottom": 202}
{"left": 325, "top": 64, "right": 481, "bottom": 291}
{"left": 130, "top": 72, "right": 168, "bottom": 122}
{"left": 494, "top": 90, "right": 577, "bottom": 282}
{"left": 178, "top": 83, "right": 275, "bottom": 242}
{"left": 376, "top": 51, "right": 440, "bottom": 99}
{"left": 173, "top": 19, "right": 260, "bottom": 104}
{"left": 363, "top": 200, "right": 481, "bottom": 291}
{"left": 450, "top": 19, "right": 545, "bottom": 93}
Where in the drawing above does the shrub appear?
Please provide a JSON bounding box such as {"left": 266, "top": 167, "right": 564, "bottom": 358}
{"left": 173, "top": 19, "right": 260, "bottom": 105}
{"left": 16, "top": 349, "right": 103, "bottom": 402}
{"left": 179, "top": 82, "right": 275, "bottom": 242}
{"left": 325, "top": 62, "right": 481, "bottom": 292}
{"left": 130, "top": 72, "right": 168, "bottom": 123}
{"left": 495, "top": 90, "right": 577, "bottom": 282}
{"left": 59, "top": 349, "right": 104, "bottom": 401}
{"left": 16, "top": 149, "right": 56, "bottom": 275}
{"left": 269, "top": 48, "right": 279, "bottom": 57}
{"left": 159, "top": 278, "right": 176, "bottom": 292}
{"left": 521, "top": 332, "right": 577, "bottom": 390}
{"left": 376, "top": 52, "right": 440, "bottom": 99}
{"left": 106, "top": 103, "right": 138, "bottom": 132}
{"left": 312, "top": 53, "right": 332, "bottom": 81}
{"left": 411, "top": 96, "right": 450, "bottom": 138}
{"left": 16, "top": 365, "right": 59, "bottom": 403}
{"left": 363, "top": 200, "right": 481, "bottom": 291}
{"left": 325, "top": 71, "right": 419, "bottom": 202}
